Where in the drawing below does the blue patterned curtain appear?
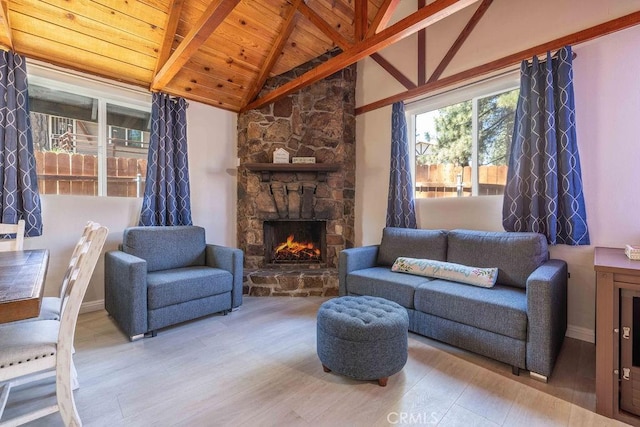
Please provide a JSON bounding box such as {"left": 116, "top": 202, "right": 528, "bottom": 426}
{"left": 503, "top": 46, "right": 589, "bottom": 245}
{"left": 0, "top": 51, "right": 42, "bottom": 237}
{"left": 139, "top": 93, "right": 192, "bottom": 226}
{"left": 386, "top": 101, "right": 417, "bottom": 228}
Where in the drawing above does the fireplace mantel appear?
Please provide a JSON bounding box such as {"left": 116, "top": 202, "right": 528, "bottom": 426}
{"left": 245, "top": 163, "right": 340, "bottom": 182}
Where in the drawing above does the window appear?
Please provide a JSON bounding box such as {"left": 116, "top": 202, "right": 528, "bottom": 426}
{"left": 408, "top": 74, "right": 519, "bottom": 198}
{"left": 27, "top": 63, "right": 151, "bottom": 197}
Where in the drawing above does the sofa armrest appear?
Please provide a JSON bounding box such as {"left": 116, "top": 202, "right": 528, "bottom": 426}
{"left": 526, "top": 259, "right": 568, "bottom": 377}
{"left": 104, "top": 250, "right": 148, "bottom": 338}
{"left": 206, "top": 245, "right": 244, "bottom": 308}
{"left": 338, "top": 245, "right": 380, "bottom": 296}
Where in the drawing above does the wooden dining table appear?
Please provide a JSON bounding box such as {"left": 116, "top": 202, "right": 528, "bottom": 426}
{"left": 0, "top": 249, "right": 49, "bottom": 324}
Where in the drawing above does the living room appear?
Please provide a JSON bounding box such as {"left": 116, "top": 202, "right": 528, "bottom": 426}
{"left": 1, "top": 0, "right": 640, "bottom": 425}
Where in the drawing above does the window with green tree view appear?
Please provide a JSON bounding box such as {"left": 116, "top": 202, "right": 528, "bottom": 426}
{"left": 410, "top": 76, "right": 519, "bottom": 198}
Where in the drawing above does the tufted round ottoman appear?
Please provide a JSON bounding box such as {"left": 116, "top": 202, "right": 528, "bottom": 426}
{"left": 316, "top": 295, "right": 409, "bottom": 387}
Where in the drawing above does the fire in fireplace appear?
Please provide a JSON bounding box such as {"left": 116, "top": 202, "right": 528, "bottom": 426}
{"left": 263, "top": 220, "right": 326, "bottom": 265}
{"left": 274, "top": 235, "right": 321, "bottom": 262}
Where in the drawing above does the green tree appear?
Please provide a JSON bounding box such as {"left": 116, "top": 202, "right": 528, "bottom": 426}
{"left": 478, "top": 89, "right": 518, "bottom": 166}
{"left": 418, "top": 89, "right": 518, "bottom": 167}
{"left": 423, "top": 100, "right": 472, "bottom": 166}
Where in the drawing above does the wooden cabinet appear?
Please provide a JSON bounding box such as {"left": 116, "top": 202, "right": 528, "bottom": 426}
{"left": 595, "top": 247, "right": 640, "bottom": 425}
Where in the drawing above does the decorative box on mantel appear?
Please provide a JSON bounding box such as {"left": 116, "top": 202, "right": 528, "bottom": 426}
{"left": 245, "top": 163, "right": 340, "bottom": 182}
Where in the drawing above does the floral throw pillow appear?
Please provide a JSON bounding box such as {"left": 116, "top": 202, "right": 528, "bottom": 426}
{"left": 391, "top": 257, "right": 498, "bottom": 288}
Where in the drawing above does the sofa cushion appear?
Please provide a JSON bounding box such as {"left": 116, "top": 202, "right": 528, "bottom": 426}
{"left": 346, "top": 267, "right": 431, "bottom": 308}
{"left": 414, "top": 280, "right": 527, "bottom": 340}
{"left": 377, "top": 227, "right": 448, "bottom": 267}
{"left": 147, "top": 266, "right": 233, "bottom": 309}
{"left": 392, "top": 257, "right": 498, "bottom": 288}
{"left": 123, "top": 226, "right": 206, "bottom": 272}
{"left": 447, "top": 229, "right": 548, "bottom": 289}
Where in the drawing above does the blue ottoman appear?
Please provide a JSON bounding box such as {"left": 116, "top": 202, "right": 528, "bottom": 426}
{"left": 316, "top": 296, "right": 409, "bottom": 386}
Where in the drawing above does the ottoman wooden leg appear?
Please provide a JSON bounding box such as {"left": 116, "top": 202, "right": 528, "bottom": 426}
{"left": 378, "top": 377, "right": 388, "bottom": 387}
{"left": 322, "top": 364, "right": 332, "bottom": 373}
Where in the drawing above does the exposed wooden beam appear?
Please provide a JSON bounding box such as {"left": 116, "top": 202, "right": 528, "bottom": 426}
{"left": 151, "top": 0, "right": 239, "bottom": 91}
{"left": 154, "top": 0, "right": 184, "bottom": 76}
{"left": 242, "top": 0, "right": 480, "bottom": 112}
{"left": 0, "top": 0, "right": 13, "bottom": 51}
{"left": 366, "top": 0, "right": 401, "bottom": 38}
{"left": 245, "top": 0, "right": 302, "bottom": 104}
{"left": 355, "top": 10, "right": 640, "bottom": 115}
{"left": 428, "top": 0, "right": 493, "bottom": 83}
{"left": 297, "top": 2, "right": 352, "bottom": 50}
{"left": 417, "top": 0, "right": 426, "bottom": 85}
{"left": 371, "top": 53, "right": 416, "bottom": 90}
{"left": 331, "top": 0, "right": 355, "bottom": 21}
{"left": 355, "top": 0, "right": 368, "bottom": 41}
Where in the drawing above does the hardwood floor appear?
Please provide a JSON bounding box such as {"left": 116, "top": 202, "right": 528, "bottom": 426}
{"left": 3, "top": 297, "right": 630, "bottom": 426}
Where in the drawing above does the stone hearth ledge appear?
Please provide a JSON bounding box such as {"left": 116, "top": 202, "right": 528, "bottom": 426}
{"left": 243, "top": 268, "right": 338, "bottom": 297}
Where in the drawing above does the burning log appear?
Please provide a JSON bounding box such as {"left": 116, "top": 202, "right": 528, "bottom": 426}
{"left": 273, "top": 234, "right": 321, "bottom": 262}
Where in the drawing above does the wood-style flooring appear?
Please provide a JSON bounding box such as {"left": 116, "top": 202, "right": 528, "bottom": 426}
{"left": 3, "top": 297, "right": 630, "bottom": 426}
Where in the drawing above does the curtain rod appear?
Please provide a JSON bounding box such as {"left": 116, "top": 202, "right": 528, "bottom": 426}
{"left": 525, "top": 50, "right": 578, "bottom": 64}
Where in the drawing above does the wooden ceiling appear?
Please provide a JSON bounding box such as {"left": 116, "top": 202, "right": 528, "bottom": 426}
{"left": 2, "top": 1, "right": 638, "bottom": 114}
{"left": 0, "top": 0, "right": 482, "bottom": 112}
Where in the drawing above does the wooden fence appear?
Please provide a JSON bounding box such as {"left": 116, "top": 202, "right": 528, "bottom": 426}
{"left": 34, "top": 151, "right": 147, "bottom": 197}
{"left": 415, "top": 164, "right": 507, "bottom": 198}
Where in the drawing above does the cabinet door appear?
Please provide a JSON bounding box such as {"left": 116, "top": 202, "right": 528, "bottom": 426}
{"left": 620, "top": 289, "right": 640, "bottom": 416}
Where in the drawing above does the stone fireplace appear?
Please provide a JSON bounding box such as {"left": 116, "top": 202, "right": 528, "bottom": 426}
{"left": 237, "top": 51, "right": 356, "bottom": 296}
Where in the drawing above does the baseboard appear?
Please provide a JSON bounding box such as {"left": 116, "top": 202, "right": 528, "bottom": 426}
{"left": 80, "top": 299, "right": 104, "bottom": 314}
{"left": 566, "top": 324, "right": 594, "bottom": 343}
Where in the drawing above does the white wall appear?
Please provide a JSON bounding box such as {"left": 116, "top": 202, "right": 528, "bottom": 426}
{"left": 356, "top": 1, "right": 640, "bottom": 341}
{"left": 23, "top": 101, "right": 237, "bottom": 308}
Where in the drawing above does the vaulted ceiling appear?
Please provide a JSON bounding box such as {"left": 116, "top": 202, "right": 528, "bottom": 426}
{"left": 1, "top": 1, "right": 639, "bottom": 114}
{"left": 0, "top": 0, "right": 482, "bottom": 112}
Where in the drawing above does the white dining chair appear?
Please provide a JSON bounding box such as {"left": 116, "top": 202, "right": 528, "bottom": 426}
{"left": 0, "top": 220, "right": 25, "bottom": 252}
{"left": 0, "top": 222, "right": 108, "bottom": 426}
{"left": 39, "top": 222, "right": 94, "bottom": 322}
{"left": 8, "top": 222, "right": 94, "bottom": 394}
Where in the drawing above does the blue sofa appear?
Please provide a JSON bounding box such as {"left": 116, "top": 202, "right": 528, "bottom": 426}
{"left": 105, "top": 226, "right": 243, "bottom": 340}
{"left": 339, "top": 227, "right": 567, "bottom": 380}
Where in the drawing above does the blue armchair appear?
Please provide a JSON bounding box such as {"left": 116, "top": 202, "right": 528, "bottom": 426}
{"left": 105, "top": 226, "right": 243, "bottom": 340}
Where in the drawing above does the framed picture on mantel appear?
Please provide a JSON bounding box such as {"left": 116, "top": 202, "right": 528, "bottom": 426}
{"left": 292, "top": 157, "right": 316, "bottom": 164}
{"left": 273, "top": 148, "right": 289, "bottom": 164}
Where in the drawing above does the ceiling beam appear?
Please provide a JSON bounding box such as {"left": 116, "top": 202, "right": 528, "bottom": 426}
{"left": 151, "top": 0, "right": 240, "bottom": 92}
{"left": 417, "top": 0, "right": 426, "bottom": 84}
{"left": 242, "top": 0, "right": 480, "bottom": 112}
{"left": 297, "top": 2, "right": 352, "bottom": 50}
{"left": 371, "top": 53, "right": 416, "bottom": 90}
{"left": 366, "top": 0, "right": 401, "bottom": 38}
{"left": 245, "top": 0, "right": 302, "bottom": 104}
{"left": 428, "top": 0, "right": 493, "bottom": 82}
{"left": 355, "top": 10, "right": 640, "bottom": 115}
{"left": 331, "top": 0, "right": 355, "bottom": 21}
{"left": 355, "top": 0, "right": 368, "bottom": 42}
{"left": 153, "top": 0, "right": 185, "bottom": 77}
{"left": 0, "top": 0, "right": 13, "bottom": 51}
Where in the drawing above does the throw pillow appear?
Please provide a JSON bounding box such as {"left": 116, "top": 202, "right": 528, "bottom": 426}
{"left": 391, "top": 257, "right": 498, "bottom": 288}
